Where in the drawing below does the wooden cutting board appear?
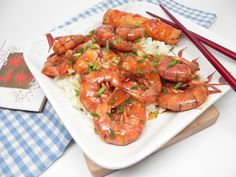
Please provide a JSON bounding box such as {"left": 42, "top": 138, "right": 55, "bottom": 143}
{"left": 84, "top": 106, "right": 219, "bottom": 177}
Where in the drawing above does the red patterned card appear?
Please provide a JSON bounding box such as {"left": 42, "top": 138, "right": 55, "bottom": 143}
{"left": 0, "top": 40, "right": 46, "bottom": 112}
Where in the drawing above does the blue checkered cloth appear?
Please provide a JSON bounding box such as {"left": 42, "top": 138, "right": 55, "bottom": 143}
{"left": 0, "top": 0, "right": 216, "bottom": 177}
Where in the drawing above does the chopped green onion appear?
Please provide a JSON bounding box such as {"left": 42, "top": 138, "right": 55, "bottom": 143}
{"left": 112, "top": 57, "right": 120, "bottom": 65}
{"left": 109, "top": 97, "right": 117, "bottom": 105}
{"left": 154, "top": 54, "right": 159, "bottom": 60}
{"left": 117, "top": 107, "right": 124, "bottom": 114}
{"left": 92, "top": 39, "right": 96, "bottom": 44}
{"left": 105, "top": 40, "right": 109, "bottom": 51}
{"left": 140, "top": 85, "right": 146, "bottom": 91}
{"left": 87, "top": 29, "right": 95, "bottom": 37}
{"left": 152, "top": 111, "right": 159, "bottom": 119}
{"left": 72, "top": 83, "right": 80, "bottom": 97}
{"left": 112, "top": 37, "right": 122, "bottom": 47}
{"left": 174, "top": 82, "right": 182, "bottom": 89}
{"left": 90, "top": 112, "right": 100, "bottom": 118}
{"left": 106, "top": 112, "right": 114, "bottom": 120}
{"left": 144, "top": 54, "right": 150, "bottom": 58}
{"left": 137, "top": 58, "right": 145, "bottom": 63}
{"left": 96, "top": 86, "right": 106, "bottom": 96}
{"left": 169, "top": 46, "right": 174, "bottom": 52}
{"left": 135, "top": 38, "right": 142, "bottom": 43}
{"left": 67, "top": 60, "right": 73, "bottom": 64}
{"left": 162, "top": 88, "right": 168, "bottom": 95}
{"left": 74, "top": 89, "right": 80, "bottom": 97}
{"left": 132, "top": 51, "right": 138, "bottom": 56}
{"left": 73, "top": 52, "right": 82, "bottom": 57}
{"left": 88, "top": 44, "right": 99, "bottom": 50}
{"left": 193, "top": 74, "right": 200, "bottom": 80}
{"left": 88, "top": 62, "right": 99, "bottom": 72}
{"left": 151, "top": 61, "right": 158, "bottom": 67}
{"left": 94, "top": 128, "right": 98, "bottom": 134}
{"left": 195, "top": 61, "right": 200, "bottom": 67}
{"left": 168, "top": 59, "right": 179, "bottom": 68}
{"left": 150, "top": 70, "right": 157, "bottom": 74}
{"left": 155, "top": 18, "right": 161, "bottom": 22}
{"left": 108, "top": 129, "right": 116, "bottom": 138}
{"left": 130, "top": 82, "right": 139, "bottom": 90}
{"left": 136, "top": 69, "right": 144, "bottom": 76}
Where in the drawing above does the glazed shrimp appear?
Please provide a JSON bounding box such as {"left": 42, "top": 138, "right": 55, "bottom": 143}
{"left": 53, "top": 35, "right": 87, "bottom": 55}
{"left": 115, "top": 27, "right": 145, "bottom": 41}
{"left": 94, "top": 25, "right": 136, "bottom": 52}
{"left": 120, "top": 56, "right": 162, "bottom": 104}
{"left": 93, "top": 89, "right": 146, "bottom": 145}
{"left": 42, "top": 50, "right": 73, "bottom": 77}
{"left": 79, "top": 70, "right": 122, "bottom": 112}
{"left": 157, "top": 54, "right": 199, "bottom": 82}
{"left": 158, "top": 80, "right": 208, "bottom": 111}
{"left": 103, "top": 9, "right": 181, "bottom": 45}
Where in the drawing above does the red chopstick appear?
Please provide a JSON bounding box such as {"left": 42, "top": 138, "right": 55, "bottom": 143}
{"left": 159, "top": 4, "right": 236, "bottom": 91}
{"left": 146, "top": 11, "right": 236, "bottom": 61}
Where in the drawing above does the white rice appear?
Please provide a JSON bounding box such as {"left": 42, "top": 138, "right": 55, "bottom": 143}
{"left": 139, "top": 37, "right": 173, "bottom": 55}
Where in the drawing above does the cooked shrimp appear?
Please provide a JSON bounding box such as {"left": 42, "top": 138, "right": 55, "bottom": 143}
{"left": 158, "top": 80, "right": 208, "bottom": 111}
{"left": 103, "top": 9, "right": 181, "bottom": 45}
{"left": 53, "top": 35, "right": 87, "bottom": 55}
{"left": 115, "top": 27, "right": 145, "bottom": 41}
{"left": 93, "top": 89, "right": 146, "bottom": 145}
{"left": 94, "top": 25, "right": 136, "bottom": 52}
{"left": 120, "top": 56, "right": 162, "bottom": 104}
{"left": 42, "top": 50, "right": 73, "bottom": 77}
{"left": 79, "top": 70, "right": 122, "bottom": 112}
{"left": 157, "top": 54, "right": 199, "bottom": 83}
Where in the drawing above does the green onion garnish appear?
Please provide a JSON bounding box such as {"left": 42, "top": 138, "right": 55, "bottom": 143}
{"left": 113, "top": 57, "right": 120, "bottom": 65}
{"left": 174, "top": 82, "right": 182, "bottom": 89}
{"left": 73, "top": 52, "right": 82, "bottom": 58}
{"left": 130, "top": 82, "right": 139, "bottom": 90}
{"left": 87, "top": 29, "right": 95, "bottom": 37}
{"left": 108, "top": 129, "right": 116, "bottom": 138}
{"left": 109, "top": 97, "right": 117, "bottom": 105}
{"left": 162, "top": 88, "right": 168, "bottom": 95}
{"left": 168, "top": 59, "right": 179, "bottom": 68}
{"left": 96, "top": 86, "right": 106, "bottom": 96}
{"left": 150, "top": 70, "right": 157, "bottom": 74}
{"left": 136, "top": 69, "right": 144, "bottom": 76}
{"left": 137, "top": 58, "right": 145, "bottom": 63}
{"left": 105, "top": 40, "right": 109, "bottom": 51}
{"left": 90, "top": 112, "right": 100, "bottom": 118}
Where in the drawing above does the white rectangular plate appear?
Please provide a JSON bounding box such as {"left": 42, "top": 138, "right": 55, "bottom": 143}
{"left": 24, "top": 2, "right": 234, "bottom": 169}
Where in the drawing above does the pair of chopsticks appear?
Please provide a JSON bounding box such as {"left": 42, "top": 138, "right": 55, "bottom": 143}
{"left": 147, "top": 4, "right": 236, "bottom": 92}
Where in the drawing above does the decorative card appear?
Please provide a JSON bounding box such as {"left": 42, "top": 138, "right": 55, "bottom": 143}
{"left": 0, "top": 40, "right": 46, "bottom": 112}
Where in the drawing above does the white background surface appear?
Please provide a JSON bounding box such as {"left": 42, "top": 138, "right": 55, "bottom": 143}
{"left": 1, "top": 0, "right": 236, "bottom": 176}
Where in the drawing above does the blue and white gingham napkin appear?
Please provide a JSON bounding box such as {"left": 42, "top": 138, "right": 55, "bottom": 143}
{"left": 0, "top": 0, "right": 216, "bottom": 176}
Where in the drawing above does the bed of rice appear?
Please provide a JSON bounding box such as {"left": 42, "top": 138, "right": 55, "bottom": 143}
{"left": 54, "top": 37, "right": 173, "bottom": 125}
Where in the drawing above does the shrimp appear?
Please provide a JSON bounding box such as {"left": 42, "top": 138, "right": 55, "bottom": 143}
{"left": 103, "top": 9, "right": 181, "bottom": 45}
{"left": 158, "top": 80, "right": 208, "bottom": 111}
{"left": 53, "top": 35, "right": 87, "bottom": 55}
{"left": 120, "top": 56, "right": 162, "bottom": 104}
{"left": 157, "top": 54, "right": 199, "bottom": 83}
{"left": 79, "top": 70, "right": 122, "bottom": 112}
{"left": 93, "top": 89, "right": 146, "bottom": 145}
{"left": 94, "top": 25, "right": 136, "bottom": 52}
{"left": 42, "top": 50, "right": 73, "bottom": 77}
{"left": 115, "top": 27, "right": 145, "bottom": 41}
